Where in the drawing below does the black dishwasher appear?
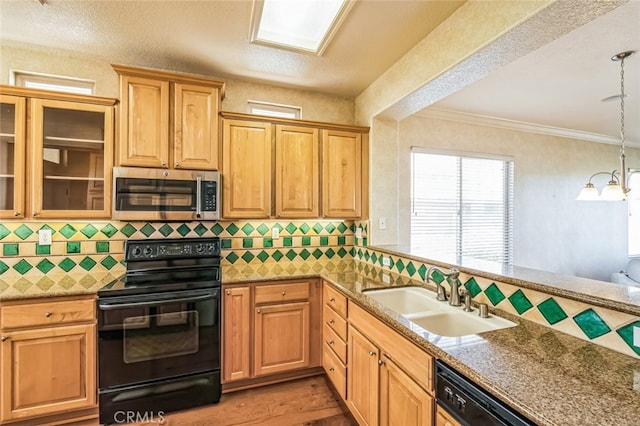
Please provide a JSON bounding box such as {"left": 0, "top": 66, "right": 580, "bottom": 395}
{"left": 435, "top": 361, "right": 537, "bottom": 426}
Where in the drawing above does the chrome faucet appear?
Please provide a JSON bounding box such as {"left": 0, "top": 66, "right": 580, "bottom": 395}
{"left": 426, "top": 266, "right": 462, "bottom": 306}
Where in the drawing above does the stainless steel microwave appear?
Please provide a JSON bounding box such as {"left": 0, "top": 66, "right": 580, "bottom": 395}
{"left": 112, "top": 167, "right": 220, "bottom": 221}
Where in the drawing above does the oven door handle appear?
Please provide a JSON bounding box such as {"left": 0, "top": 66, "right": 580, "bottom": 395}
{"left": 98, "top": 293, "right": 215, "bottom": 310}
{"left": 196, "top": 175, "right": 202, "bottom": 218}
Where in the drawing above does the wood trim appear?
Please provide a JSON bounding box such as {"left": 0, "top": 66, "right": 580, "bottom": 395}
{"left": 220, "top": 111, "right": 370, "bottom": 133}
{"left": 111, "top": 64, "right": 225, "bottom": 93}
{"left": 221, "top": 368, "right": 324, "bottom": 393}
{"left": 0, "top": 85, "right": 117, "bottom": 106}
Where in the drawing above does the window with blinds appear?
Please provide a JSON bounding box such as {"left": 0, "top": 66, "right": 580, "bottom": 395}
{"left": 628, "top": 172, "right": 640, "bottom": 256}
{"left": 410, "top": 149, "right": 514, "bottom": 265}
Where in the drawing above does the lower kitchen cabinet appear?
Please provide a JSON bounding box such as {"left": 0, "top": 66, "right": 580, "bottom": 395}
{"left": 221, "top": 279, "right": 321, "bottom": 390}
{"left": 348, "top": 326, "right": 380, "bottom": 426}
{"left": 435, "top": 406, "right": 461, "bottom": 426}
{"left": 0, "top": 295, "right": 97, "bottom": 425}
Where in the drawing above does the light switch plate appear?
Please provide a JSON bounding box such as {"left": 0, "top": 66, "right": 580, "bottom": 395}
{"left": 382, "top": 256, "right": 391, "bottom": 267}
{"left": 272, "top": 227, "right": 280, "bottom": 239}
{"left": 38, "top": 229, "right": 52, "bottom": 245}
{"left": 355, "top": 227, "right": 362, "bottom": 239}
{"left": 379, "top": 217, "right": 386, "bottom": 230}
{"left": 633, "top": 326, "right": 640, "bottom": 348}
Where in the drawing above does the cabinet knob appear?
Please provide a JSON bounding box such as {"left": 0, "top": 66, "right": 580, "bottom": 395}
{"left": 33, "top": 211, "right": 39, "bottom": 217}
{"left": 175, "top": 162, "right": 180, "bottom": 168}
{"left": 329, "top": 319, "right": 335, "bottom": 325}
{"left": 226, "top": 290, "right": 231, "bottom": 295}
{"left": 1, "top": 336, "right": 7, "bottom": 342}
{"left": 329, "top": 367, "right": 335, "bottom": 372}
{"left": 281, "top": 291, "right": 286, "bottom": 296}
{"left": 257, "top": 309, "right": 261, "bottom": 314}
{"left": 161, "top": 161, "right": 167, "bottom": 167}
{"left": 329, "top": 340, "right": 334, "bottom": 345}
{"left": 329, "top": 297, "right": 335, "bottom": 302}
{"left": 378, "top": 359, "right": 385, "bottom": 366}
{"left": 368, "top": 351, "right": 376, "bottom": 357}
{"left": 45, "top": 311, "right": 52, "bottom": 317}
{"left": 13, "top": 211, "right": 20, "bottom": 217}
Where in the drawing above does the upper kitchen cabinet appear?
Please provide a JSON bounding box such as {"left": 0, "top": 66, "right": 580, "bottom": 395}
{"left": 112, "top": 65, "right": 224, "bottom": 170}
{"left": 0, "top": 85, "right": 116, "bottom": 220}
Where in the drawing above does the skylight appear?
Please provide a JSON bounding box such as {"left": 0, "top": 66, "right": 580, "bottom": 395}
{"left": 250, "top": 0, "right": 353, "bottom": 55}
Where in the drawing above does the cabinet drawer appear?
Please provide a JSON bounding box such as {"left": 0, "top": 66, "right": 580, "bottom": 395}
{"left": 1, "top": 298, "right": 95, "bottom": 330}
{"left": 323, "top": 341, "right": 346, "bottom": 400}
{"left": 323, "top": 283, "right": 347, "bottom": 317}
{"left": 323, "top": 322, "right": 347, "bottom": 364}
{"left": 323, "top": 303, "right": 347, "bottom": 341}
{"left": 254, "top": 282, "right": 310, "bottom": 304}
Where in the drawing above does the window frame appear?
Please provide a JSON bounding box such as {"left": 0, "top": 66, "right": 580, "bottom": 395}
{"left": 11, "top": 70, "right": 95, "bottom": 95}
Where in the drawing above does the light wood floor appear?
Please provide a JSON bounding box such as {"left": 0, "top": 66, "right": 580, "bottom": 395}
{"left": 124, "top": 375, "right": 355, "bottom": 426}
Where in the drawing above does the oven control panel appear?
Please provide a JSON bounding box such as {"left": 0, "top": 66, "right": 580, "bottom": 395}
{"left": 126, "top": 238, "right": 220, "bottom": 260}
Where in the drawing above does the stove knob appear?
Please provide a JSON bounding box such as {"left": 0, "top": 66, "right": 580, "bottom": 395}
{"left": 143, "top": 247, "right": 153, "bottom": 257}
{"left": 131, "top": 247, "right": 142, "bottom": 257}
{"left": 195, "top": 244, "right": 204, "bottom": 254}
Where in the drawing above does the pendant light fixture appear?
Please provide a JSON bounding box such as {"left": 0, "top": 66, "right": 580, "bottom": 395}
{"left": 577, "top": 50, "right": 637, "bottom": 201}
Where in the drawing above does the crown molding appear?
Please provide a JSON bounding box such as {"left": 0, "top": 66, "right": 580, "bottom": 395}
{"left": 414, "top": 107, "right": 640, "bottom": 148}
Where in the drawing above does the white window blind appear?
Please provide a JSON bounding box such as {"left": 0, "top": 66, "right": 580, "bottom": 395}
{"left": 410, "top": 150, "right": 514, "bottom": 265}
{"left": 628, "top": 172, "right": 640, "bottom": 256}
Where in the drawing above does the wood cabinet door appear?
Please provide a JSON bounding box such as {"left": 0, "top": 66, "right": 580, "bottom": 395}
{"left": 118, "top": 75, "right": 170, "bottom": 168}
{"left": 380, "top": 357, "right": 434, "bottom": 426}
{"left": 173, "top": 83, "right": 219, "bottom": 170}
{"left": 29, "top": 98, "right": 113, "bottom": 219}
{"left": 322, "top": 129, "right": 362, "bottom": 218}
{"left": 222, "top": 119, "right": 272, "bottom": 218}
{"left": 0, "top": 94, "right": 26, "bottom": 219}
{"left": 0, "top": 324, "right": 96, "bottom": 422}
{"left": 222, "top": 286, "right": 252, "bottom": 383}
{"left": 253, "top": 301, "right": 310, "bottom": 376}
{"left": 347, "top": 325, "right": 379, "bottom": 426}
{"left": 275, "top": 124, "right": 319, "bottom": 218}
{"left": 435, "top": 406, "right": 461, "bottom": 426}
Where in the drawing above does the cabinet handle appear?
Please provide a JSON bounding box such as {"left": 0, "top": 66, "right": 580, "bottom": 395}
{"left": 329, "top": 297, "right": 335, "bottom": 302}
{"left": 329, "top": 340, "right": 334, "bottom": 345}
{"left": 175, "top": 162, "right": 180, "bottom": 168}
{"left": 13, "top": 211, "right": 20, "bottom": 217}
{"left": 329, "top": 319, "right": 335, "bottom": 325}
{"left": 1, "top": 336, "right": 7, "bottom": 342}
{"left": 33, "top": 211, "right": 39, "bottom": 217}
{"left": 161, "top": 161, "right": 167, "bottom": 167}
{"left": 45, "top": 311, "right": 52, "bottom": 317}
{"left": 368, "top": 351, "right": 376, "bottom": 357}
{"left": 329, "top": 367, "right": 335, "bottom": 372}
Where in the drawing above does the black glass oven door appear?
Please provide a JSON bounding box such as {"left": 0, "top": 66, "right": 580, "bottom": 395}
{"left": 97, "top": 288, "right": 220, "bottom": 389}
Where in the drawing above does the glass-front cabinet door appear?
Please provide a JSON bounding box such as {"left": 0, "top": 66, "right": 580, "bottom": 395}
{"left": 0, "top": 95, "right": 26, "bottom": 219}
{"left": 30, "top": 99, "right": 113, "bottom": 218}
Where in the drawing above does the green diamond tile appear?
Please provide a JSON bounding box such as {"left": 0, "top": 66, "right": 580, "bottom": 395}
{"left": 357, "top": 248, "right": 363, "bottom": 259}
{"left": 430, "top": 269, "right": 445, "bottom": 284}
{"left": 60, "top": 224, "right": 79, "bottom": 239}
{"left": 349, "top": 223, "right": 356, "bottom": 232}
{"left": 508, "top": 289, "right": 534, "bottom": 315}
{"left": 159, "top": 224, "right": 174, "bottom": 237}
{"left": 312, "top": 223, "right": 323, "bottom": 234}
{"left": 263, "top": 238, "right": 273, "bottom": 248}
{"left": 38, "top": 224, "right": 54, "bottom": 233}
{"left": 66, "top": 242, "right": 81, "bottom": 254}
{"left": 371, "top": 252, "right": 378, "bottom": 264}
{"left": 58, "top": 258, "right": 77, "bottom": 273}
{"left": 101, "top": 223, "right": 118, "bottom": 238}
{"left": 349, "top": 247, "right": 355, "bottom": 257}
{"left": 96, "top": 242, "right": 110, "bottom": 253}
{"left": 464, "top": 278, "right": 482, "bottom": 298}
{"left": 0, "top": 261, "right": 9, "bottom": 275}
{"left": 100, "top": 256, "right": 118, "bottom": 270}
{"left": 80, "top": 224, "right": 98, "bottom": 238}
{"left": 3, "top": 243, "right": 18, "bottom": 256}
{"left": 14, "top": 224, "right": 34, "bottom": 240}
{"left": 221, "top": 239, "right": 232, "bottom": 249}
{"left": 325, "top": 223, "right": 336, "bottom": 233}
{"left": 337, "top": 222, "right": 348, "bottom": 233}
{"left": 272, "top": 250, "right": 284, "bottom": 261}
{"left": 616, "top": 321, "right": 640, "bottom": 356}
{"left": 418, "top": 264, "right": 427, "bottom": 281}
{"left": 484, "top": 283, "right": 506, "bottom": 306}
{"left": 241, "top": 223, "right": 255, "bottom": 235}
{"left": 241, "top": 252, "right": 254, "bottom": 263}
{"left": 338, "top": 236, "right": 346, "bottom": 245}
{"left": 176, "top": 224, "right": 191, "bottom": 237}
{"left": 257, "top": 250, "right": 269, "bottom": 263}
{"left": 0, "top": 224, "right": 10, "bottom": 240}
{"left": 573, "top": 308, "right": 611, "bottom": 340}
{"left": 35, "top": 244, "right": 50, "bottom": 255}
{"left": 211, "top": 223, "right": 224, "bottom": 235}
{"left": 325, "top": 248, "right": 335, "bottom": 258}
{"left": 141, "top": 223, "right": 159, "bottom": 237}
{"left": 194, "top": 223, "right": 208, "bottom": 237}
{"left": 364, "top": 250, "right": 370, "bottom": 261}
{"left": 226, "top": 252, "right": 239, "bottom": 264}
{"left": 395, "top": 259, "right": 405, "bottom": 273}
{"left": 256, "top": 224, "right": 269, "bottom": 236}
{"left": 285, "top": 249, "right": 297, "bottom": 261}
{"left": 537, "top": 298, "right": 568, "bottom": 325}
{"left": 312, "top": 249, "right": 323, "bottom": 259}
{"left": 337, "top": 248, "right": 348, "bottom": 258}
{"left": 283, "top": 237, "right": 293, "bottom": 247}
{"left": 79, "top": 257, "right": 97, "bottom": 271}
{"left": 299, "top": 223, "right": 310, "bottom": 234}
{"left": 36, "top": 259, "right": 55, "bottom": 274}
{"left": 406, "top": 262, "right": 416, "bottom": 277}
{"left": 285, "top": 223, "right": 297, "bottom": 234}
{"left": 120, "top": 223, "right": 137, "bottom": 238}
{"left": 302, "top": 236, "right": 311, "bottom": 246}
{"left": 226, "top": 223, "right": 239, "bottom": 236}
{"left": 320, "top": 236, "right": 329, "bottom": 246}
{"left": 243, "top": 238, "right": 253, "bottom": 248}
{"left": 299, "top": 249, "right": 310, "bottom": 260}
{"left": 13, "top": 259, "right": 33, "bottom": 274}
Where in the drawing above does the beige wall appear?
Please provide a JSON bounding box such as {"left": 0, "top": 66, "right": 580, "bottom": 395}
{"left": 0, "top": 41, "right": 355, "bottom": 125}
{"left": 398, "top": 114, "right": 639, "bottom": 281}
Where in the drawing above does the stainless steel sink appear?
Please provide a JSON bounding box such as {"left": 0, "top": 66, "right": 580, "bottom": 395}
{"left": 364, "top": 286, "right": 517, "bottom": 337}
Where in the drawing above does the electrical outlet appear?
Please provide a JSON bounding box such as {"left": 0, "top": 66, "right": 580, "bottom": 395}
{"left": 379, "top": 217, "right": 386, "bottom": 230}
{"left": 634, "top": 326, "right": 640, "bottom": 348}
{"left": 38, "top": 229, "right": 52, "bottom": 246}
{"left": 355, "top": 227, "right": 362, "bottom": 239}
{"left": 272, "top": 227, "right": 280, "bottom": 239}
{"left": 382, "top": 256, "right": 391, "bottom": 267}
